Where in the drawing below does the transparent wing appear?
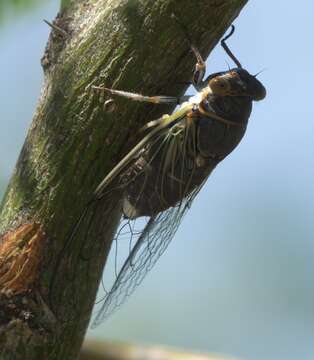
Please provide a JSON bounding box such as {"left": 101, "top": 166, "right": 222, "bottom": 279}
{"left": 91, "top": 184, "right": 202, "bottom": 327}
{"left": 50, "top": 103, "right": 214, "bottom": 327}
{"left": 90, "top": 111, "right": 211, "bottom": 326}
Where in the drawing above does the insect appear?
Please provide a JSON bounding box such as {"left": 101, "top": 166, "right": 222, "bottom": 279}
{"left": 58, "top": 24, "right": 266, "bottom": 327}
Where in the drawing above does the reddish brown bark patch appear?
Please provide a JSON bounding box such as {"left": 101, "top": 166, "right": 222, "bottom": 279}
{"left": 0, "top": 223, "right": 45, "bottom": 294}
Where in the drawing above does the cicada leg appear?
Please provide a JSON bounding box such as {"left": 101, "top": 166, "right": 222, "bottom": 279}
{"left": 43, "top": 19, "right": 67, "bottom": 38}
{"left": 92, "top": 86, "right": 191, "bottom": 105}
{"left": 170, "top": 13, "right": 206, "bottom": 89}
{"left": 191, "top": 45, "right": 206, "bottom": 89}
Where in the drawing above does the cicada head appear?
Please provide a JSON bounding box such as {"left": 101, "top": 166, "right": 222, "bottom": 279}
{"left": 208, "top": 68, "right": 266, "bottom": 101}
{"left": 207, "top": 25, "right": 266, "bottom": 101}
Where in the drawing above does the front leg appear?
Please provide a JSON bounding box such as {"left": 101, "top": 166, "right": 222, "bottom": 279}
{"left": 169, "top": 13, "right": 206, "bottom": 89}
{"left": 190, "top": 45, "right": 206, "bottom": 90}
{"left": 93, "top": 86, "right": 191, "bottom": 105}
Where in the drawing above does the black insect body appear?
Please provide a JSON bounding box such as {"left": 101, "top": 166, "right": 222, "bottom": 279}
{"left": 121, "top": 69, "right": 264, "bottom": 219}
{"left": 68, "top": 26, "right": 266, "bottom": 326}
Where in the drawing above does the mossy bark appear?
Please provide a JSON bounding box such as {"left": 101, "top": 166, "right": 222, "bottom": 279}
{"left": 0, "top": 0, "right": 248, "bottom": 359}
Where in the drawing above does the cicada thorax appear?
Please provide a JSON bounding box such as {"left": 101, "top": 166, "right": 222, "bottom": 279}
{"left": 197, "top": 91, "right": 252, "bottom": 156}
{"left": 122, "top": 89, "right": 253, "bottom": 219}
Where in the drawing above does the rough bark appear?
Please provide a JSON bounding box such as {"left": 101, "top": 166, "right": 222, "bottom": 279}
{"left": 0, "top": 0, "right": 248, "bottom": 359}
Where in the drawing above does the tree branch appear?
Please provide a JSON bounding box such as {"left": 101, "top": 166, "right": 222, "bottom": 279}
{"left": 0, "top": 1, "right": 248, "bottom": 359}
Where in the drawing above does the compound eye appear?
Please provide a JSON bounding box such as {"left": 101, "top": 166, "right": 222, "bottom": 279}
{"left": 209, "top": 77, "right": 231, "bottom": 95}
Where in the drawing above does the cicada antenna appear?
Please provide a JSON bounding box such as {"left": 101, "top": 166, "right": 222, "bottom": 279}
{"left": 253, "top": 68, "right": 267, "bottom": 77}
{"left": 221, "top": 25, "right": 242, "bottom": 68}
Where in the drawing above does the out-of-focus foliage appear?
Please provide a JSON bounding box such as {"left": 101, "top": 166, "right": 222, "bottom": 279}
{"left": 80, "top": 340, "right": 234, "bottom": 360}
{"left": 0, "top": 0, "right": 50, "bottom": 26}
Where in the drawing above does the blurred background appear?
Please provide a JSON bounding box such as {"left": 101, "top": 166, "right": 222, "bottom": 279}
{"left": 0, "top": 1, "right": 313, "bottom": 360}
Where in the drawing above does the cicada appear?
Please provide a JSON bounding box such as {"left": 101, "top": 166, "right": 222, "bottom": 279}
{"left": 65, "top": 25, "right": 266, "bottom": 327}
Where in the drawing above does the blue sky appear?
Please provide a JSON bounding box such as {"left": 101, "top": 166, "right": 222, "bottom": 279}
{"left": 0, "top": 1, "right": 313, "bottom": 360}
